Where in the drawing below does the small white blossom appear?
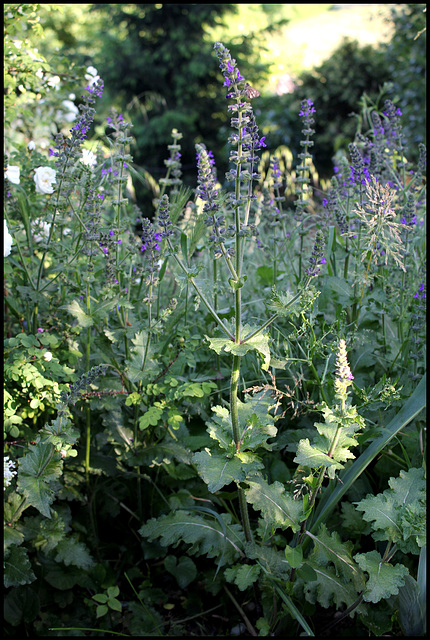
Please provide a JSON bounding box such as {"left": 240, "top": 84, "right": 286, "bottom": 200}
{"left": 60, "top": 99, "right": 79, "bottom": 123}
{"left": 4, "top": 456, "right": 17, "bottom": 490}
{"left": 85, "top": 66, "right": 100, "bottom": 86}
{"left": 4, "top": 220, "right": 13, "bottom": 257}
{"left": 47, "top": 75, "right": 61, "bottom": 89}
{"left": 34, "top": 166, "right": 57, "bottom": 194}
{"left": 43, "top": 351, "right": 53, "bottom": 361}
{"left": 80, "top": 149, "right": 97, "bottom": 168}
{"left": 27, "top": 140, "right": 36, "bottom": 151}
{"left": 5, "top": 165, "right": 20, "bottom": 184}
{"left": 33, "top": 219, "right": 51, "bottom": 243}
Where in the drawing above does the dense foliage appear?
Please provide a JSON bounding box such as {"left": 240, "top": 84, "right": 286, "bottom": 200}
{"left": 4, "top": 4, "right": 426, "bottom": 637}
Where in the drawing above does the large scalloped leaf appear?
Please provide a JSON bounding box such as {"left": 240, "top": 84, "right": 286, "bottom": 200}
{"left": 299, "top": 562, "right": 359, "bottom": 609}
{"left": 139, "top": 510, "right": 244, "bottom": 565}
{"left": 54, "top": 536, "right": 95, "bottom": 570}
{"left": 205, "top": 323, "right": 270, "bottom": 371}
{"left": 193, "top": 449, "right": 264, "bottom": 493}
{"left": 293, "top": 438, "right": 344, "bottom": 479}
{"left": 305, "top": 524, "right": 366, "bottom": 592}
{"left": 224, "top": 563, "right": 261, "bottom": 591}
{"left": 4, "top": 546, "right": 36, "bottom": 587}
{"left": 17, "top": 443, "right": 63, "bottom": 518}
{"left": 206, "top": 391, "right": 277, "bottom": 453}
{"left": 295, "top": 526, "right": 366, "bottom": 611}
{"left": 244, "top": 476, "right": 301, "bottom": 532}
{"left": 354, "top": 550, "right": 409, "bottom": 603}
{"left": 354, "top": 466, "right": 425, "bottom": 553}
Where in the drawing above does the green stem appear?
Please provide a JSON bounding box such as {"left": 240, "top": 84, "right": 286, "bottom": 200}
{"left": 230, "top": 355, "right": 241, "bottom": 448}
{"left": 166, "top": 238, "right": 234, "bottom": 340}
{"left": 84, "top": 283, "right": 92, "bottom": 484}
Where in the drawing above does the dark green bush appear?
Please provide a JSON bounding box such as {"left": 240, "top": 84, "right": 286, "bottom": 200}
{"left": 260, "top": 39, "right": 391, "bottom": 178}
{"left": 382, "top": 4, "right": 426, "bottom": 153}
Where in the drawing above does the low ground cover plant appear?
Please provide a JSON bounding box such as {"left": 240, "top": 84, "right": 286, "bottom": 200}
{"left": 4, "top": 17, "right": 426, "bottom": 637}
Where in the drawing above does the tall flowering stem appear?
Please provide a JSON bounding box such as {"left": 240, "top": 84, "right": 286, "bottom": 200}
{"left": 349, "top": 176, "right": 408, "bottom": 327}
{"left": 32, "top": 77, "right": 104, "bottom": 334}
{"left": 213, "top": 42, "right": 267, "bottom": 543}
{"left": 158, "top": 195, "right": 234, "bottom": 342}
{"left": 289, "top": 339, "right": 358, "bottom": 582}
{"left": 295, "top": 99, "right": 316, "bottom": 281}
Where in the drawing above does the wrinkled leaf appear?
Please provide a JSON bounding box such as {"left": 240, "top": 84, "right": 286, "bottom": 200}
{"left": 354, "top": 550, "right": 408, "bottom": 603}
{"left": 245, "top": 476, "right": 301, "bottom": 532}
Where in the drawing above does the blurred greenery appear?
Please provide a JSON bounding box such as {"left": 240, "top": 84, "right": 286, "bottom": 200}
{"left": 16, "top": 3, "right": 427, "bottom": 206}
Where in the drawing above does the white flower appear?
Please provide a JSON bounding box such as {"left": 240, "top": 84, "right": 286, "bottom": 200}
{"left": 33, "top": 219, "right": 51, "bottom": 243}
{"left": 60, "top": 99, "right": 79, "bottom": 123}
{"left": 85, "top": 66, "right": 100, "bottom": 86}
{"left": 47, "top": 75, "right": 61, "bottom": 89}
{"left": 34, "top": 166, "right": 56, "bottom": 194}
{"left": 5, "top": 165, "right": 20, "bottom": 184}
{"left": 43, "top": 351, "right": 53, "bottom": 361}
{"left": 80, "top": 149, "right": 97, "bottom": 168}
{"left": 4, "top": 220, "right": 13, "bottom": 257}
{"left": 27, "top": 140, "right": 36, "bottom": 151}
{"left": 4, "top": 456, "right": 17, "bottom": 490}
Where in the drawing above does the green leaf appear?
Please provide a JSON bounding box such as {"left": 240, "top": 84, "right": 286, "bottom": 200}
{"left": 17, "top": 443, "right": 63, "bottom": 518}
{"left": 4, "top": 546, "right": 36, "bottom": 587}
{"left": 139, "top": 403, "right": 164, "bottom": 430}
{"left": 164, "top": 555, "right": 197, "bottom": 589}
{"left": 205, "top": 323, "right": 271, "bottom": 371}
{"left": 354, "top": 550, "right": 408, "bottom": 603}
{"left": 206, "top": 392, "right": 277, "bottom": 453}
{"left": 265, "top": 287, "right": 302, "bottom": 317}
{"left": 206, "top": 405, "right": 234, "bottom": 450}
{"left": 60, "top": 299, "right": 93, "bottom": 328}
{"left": 293, "top": 438, "right": 344, "bottom": 478}
{"left": 107, "top": 585, "right": 120, "bottom": 598}
{"left": 96, "top": 604, "right": 108, "bottom": 618}
{"left": 193, "top": 449, "right": 264, "bottom": 493}
{"left": 129, "top": 441, "right": 192, "bottom": 467}
{"left": 244, "top": 476, "right": 301, "bottom": 532}
{"left": 229, "top": 275, "right": 247, "bottom": 290}
{"left": 126, "top": 330, "right": 158, "bottom": 382}
{"left": 4, "top": 585, "right": 40, "bottom": 626}
{"left": 224, "top": 563, "right": 261, "bottom": 590}
{"left": 108, "top": 597, "right": 122, "bottom": 612}
{"left": 93, "top": 594, "right": 108, "bottom": 604}
{"left": 246, "top": 542, "right": 291, "bottom": 580}
{"left": 54, "top": 537, "right": 95, "bottom": 570}
{"left": 284, "top": 544, "right": 303, "bottom": 569}
{"left": 355, "top": 466, "right": 425, "bottom": 553}
{"left": 298, "top": 562, "right": 360, "bottom": 609}
{"left": 139, "top": 510, "right": 244, "bottom": 566}
{"left": 305, "top": 525, "right": 366, "bottom": 593}
{"left": 322, "top": 276, "right": 354, "bottom": 303}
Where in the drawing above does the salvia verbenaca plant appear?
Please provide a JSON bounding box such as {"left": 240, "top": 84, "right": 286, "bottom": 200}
{"left": 4, "top": 33, "right": 426, "bottom": 637}
{"left": 137, "top": 43, "right": 425, "bottom": 635}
